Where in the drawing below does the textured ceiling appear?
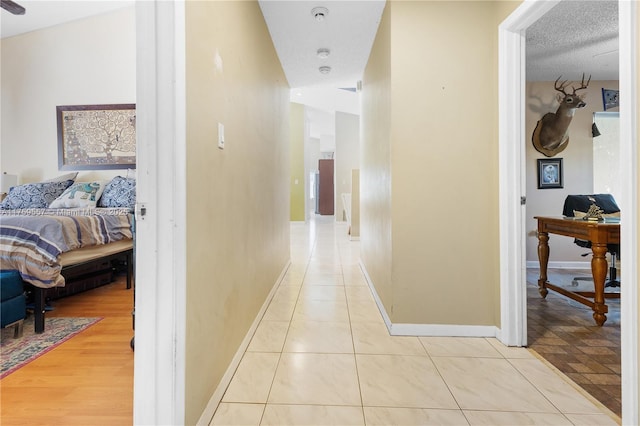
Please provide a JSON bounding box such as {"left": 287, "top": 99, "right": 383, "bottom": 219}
{"left": 526, "top": 0, "right": 619, "bottom": 81}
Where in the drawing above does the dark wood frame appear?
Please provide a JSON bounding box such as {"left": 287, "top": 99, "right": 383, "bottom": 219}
{"left": 535, "top": 216, "right": 620, "bottom": 326}
{"left": 31, "top": 248, "right": 133, "bottom": 333}
{"left": 537, "top": 157, "right": 563, "bottom": 189}
{"left": 57, "top": 104, "right": 136, "bottom": 171}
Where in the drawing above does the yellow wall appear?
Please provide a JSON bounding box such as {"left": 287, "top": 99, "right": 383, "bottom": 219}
{"left": 184, "top": 1, "right": 290, "bottom": 423}
{"left": 0, "top": 8, "right": 136, "bottom": 183}
{"left": 290, "top": 103, "right": 305, "bottom": 221}
{"left": 361, "top": 1, "right": 520, "bottom": 326}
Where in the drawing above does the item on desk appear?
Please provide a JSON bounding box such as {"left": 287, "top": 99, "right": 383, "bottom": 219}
{"left": 583, "top": 203, "right": 605, "bottom": 221}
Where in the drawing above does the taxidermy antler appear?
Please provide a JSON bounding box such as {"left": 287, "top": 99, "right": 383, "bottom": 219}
{"left": 532, "top": 73, "right": 591, "bottom": 157}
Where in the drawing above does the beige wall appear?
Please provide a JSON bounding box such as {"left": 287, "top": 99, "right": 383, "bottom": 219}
{"left": 184, "top": 1, "right": 290, "bottom": 423}
{"left": 335, "top": 112, "right": 360, "bottom": 221}
{"left": 290, "top": 103, "right": 305, "bottom": 221}
{"left": 525, "top": 80, "right": 619, "bottom": 264}
{"left": 0, "top": 8, "right": 136, "bottom": 184}
{"left": 361, "top": 1, "right": 520, "bottom": 326}
{"left": 351, "top": 169, "right": 361, "bottom": 238}
{"left": 361, "top": 1, "right": 393, "bottom": 316}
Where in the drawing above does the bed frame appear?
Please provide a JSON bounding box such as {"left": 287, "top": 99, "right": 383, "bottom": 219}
{"left": 30, "top": 240, "right": 134, "bottom": 333}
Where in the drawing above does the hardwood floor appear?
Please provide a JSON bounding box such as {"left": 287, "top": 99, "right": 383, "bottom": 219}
{"left": 527, "top": 268, "right": 621, "bottom": 418}
{"left": 1, "top": 275, "right": 134, "bottom": 426}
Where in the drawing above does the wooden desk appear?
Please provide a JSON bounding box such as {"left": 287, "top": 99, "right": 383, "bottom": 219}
{"left": 535, "top": 216, "right": 620, "bottom": 326}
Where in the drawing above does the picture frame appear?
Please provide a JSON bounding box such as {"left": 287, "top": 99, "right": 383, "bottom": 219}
{"left": 602, "top": 88, "right": 619, "bottom": 111}
{"left": 537, "top": 158, "right": 563, "bottom": 189}
{"left": 57, "top": 104, "right": 136, "bottom": 170}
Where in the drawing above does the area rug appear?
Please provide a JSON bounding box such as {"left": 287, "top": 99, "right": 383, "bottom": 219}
{"left": 1, "top": 316, "right": 102, "bottom": 378}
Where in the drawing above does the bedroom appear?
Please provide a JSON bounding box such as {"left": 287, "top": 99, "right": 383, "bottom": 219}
{"left": 0, "top": 3, "right": 138, "bottom": 423}
{"left": 0, "top": 1, "right": 136, "bottom": 323}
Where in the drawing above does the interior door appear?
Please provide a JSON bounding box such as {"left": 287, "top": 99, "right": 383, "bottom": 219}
{"left": 318, "top": 159, "right": 334, "bottom": 215}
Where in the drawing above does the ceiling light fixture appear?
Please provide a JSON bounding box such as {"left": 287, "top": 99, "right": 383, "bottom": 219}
{"left": 319, "top": 66, "right": 331, "bottom": 74}
{"left": 317, "top": 48, "right": 330, "bottom": 59}
{"left": 1, "top": 0, "right": 26, "bottom": 15}
{"left": 311, "top": 6, "right": 329, "bottom": 22}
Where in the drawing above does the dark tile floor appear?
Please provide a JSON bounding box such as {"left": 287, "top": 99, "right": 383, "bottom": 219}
{"left": 527, "top": 268, "right": 621, "bottom": 418}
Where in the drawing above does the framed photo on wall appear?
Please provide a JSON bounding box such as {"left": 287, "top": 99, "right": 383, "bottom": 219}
{"left": 537, "top": 158, "right": 563, "bottom": 189}
{"left": 57, "top": 104, "right": 136, "bottom": 170}
{"left": 602, "top": 88, "right": 619, "bottom": 111}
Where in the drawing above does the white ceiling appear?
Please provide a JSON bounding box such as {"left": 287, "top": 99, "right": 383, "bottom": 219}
{"left": 259, "top": 0, "right": 386, "bottom": 89}
{"left": 1, "top": 1, "right": 133, "bottom": 39}
{"left": 1, "top": 0, "right": 619, "bottom": 86}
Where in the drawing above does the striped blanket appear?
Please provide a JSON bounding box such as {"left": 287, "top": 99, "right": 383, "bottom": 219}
{"left": 0, "top": 210, "right": 132, "bottom": 288}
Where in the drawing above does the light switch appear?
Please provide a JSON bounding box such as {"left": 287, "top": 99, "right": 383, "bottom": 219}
{"left": 218, "top": 123, "right": 225, "bottom": 149}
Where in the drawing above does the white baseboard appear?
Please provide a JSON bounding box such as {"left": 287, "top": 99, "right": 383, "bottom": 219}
{"left": 196, "top": 261, "right": 291, "bottom": 425}
{"left": 358, "top": 261, "right": 498, "bottom": 338}
{"left": 349, "top": 236, "right": 360, "bottom": 241}
{"left": 526, "top": 261, "right": 591, "bottom": 269}
{"left": 389, "top": 323, "right": 498, "bottom": 337}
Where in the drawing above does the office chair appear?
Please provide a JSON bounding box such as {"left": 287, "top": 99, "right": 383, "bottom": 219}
{"left": 562, "top": 194, "right": 620, "bottom": 287}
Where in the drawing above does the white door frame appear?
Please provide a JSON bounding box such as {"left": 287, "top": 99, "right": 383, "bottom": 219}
{"left": 498, "top": 1, "right": 638, "bottom": 424}
{"left": 497, "top": 0, "right": 559, "bottom": 348}
{"left": 618, "top": 1, "right": 639, "bottom": 422}
{"left": 134, "top": 1, "right": 187, "bottom": 424}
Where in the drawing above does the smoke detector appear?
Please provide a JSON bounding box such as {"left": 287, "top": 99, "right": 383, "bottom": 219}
{"left": 319, "top": 66, "right": 332, "bottom": 74}
{"left": 311, "top": 7, "right": 329, "bottom": 22}
{"left": 317, "top": 48, "right": 330, "bottom": 59}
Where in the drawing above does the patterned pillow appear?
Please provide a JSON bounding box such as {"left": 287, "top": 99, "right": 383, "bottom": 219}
{"left": 98, "top": 176, "right": 136, "bottom": 209}
{"left": 49, "top": 181, "right": 107, "bottom": 209}
{"left": 0, "top": 180, "right": 74, "bottom": 209}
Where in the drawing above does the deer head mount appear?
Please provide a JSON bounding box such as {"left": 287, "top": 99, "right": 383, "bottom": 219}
{"left": 532, "top": 73, "right": 591, "bottom": 157}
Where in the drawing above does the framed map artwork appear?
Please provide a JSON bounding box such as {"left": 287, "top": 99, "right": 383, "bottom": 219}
{"left": 57, "top": 104, "right": 136, "bottom": 170}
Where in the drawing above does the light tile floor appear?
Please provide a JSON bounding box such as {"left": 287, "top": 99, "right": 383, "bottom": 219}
{"left": 211, "top": 217, "right": 619, "bottom": 425}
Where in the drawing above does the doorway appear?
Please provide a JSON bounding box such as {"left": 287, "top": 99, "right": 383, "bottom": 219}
{"left": 523, "top": 2, "right": 622, "bottom": 415}
{"left": 498, "top": 0, "right": 638, "bottom": 424}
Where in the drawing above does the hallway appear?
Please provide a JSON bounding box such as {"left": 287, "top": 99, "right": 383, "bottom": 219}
{"left": 211, "top": 217, "right": 618, "bottom": 425}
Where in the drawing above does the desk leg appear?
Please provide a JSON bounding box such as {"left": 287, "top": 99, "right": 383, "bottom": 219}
{"left": 537, "top": 231, "right": 549, "bottom": 298}
{"left": 591, "top": 243, "right": 609, "bottom": 326}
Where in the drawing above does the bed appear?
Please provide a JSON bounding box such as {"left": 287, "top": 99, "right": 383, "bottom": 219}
{"left": 0, "top": 175, "right": 136, "bottom": 333}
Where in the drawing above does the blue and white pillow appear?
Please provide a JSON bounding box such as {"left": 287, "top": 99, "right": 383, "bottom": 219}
{"left": 49, "top": 181, "right": 107, "bottom": 209}
{"left": 98, "top": 176, "right": 136, "bottom": 209}
{"left": 0, "top": 180, "right": 74, "bottom": 209}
